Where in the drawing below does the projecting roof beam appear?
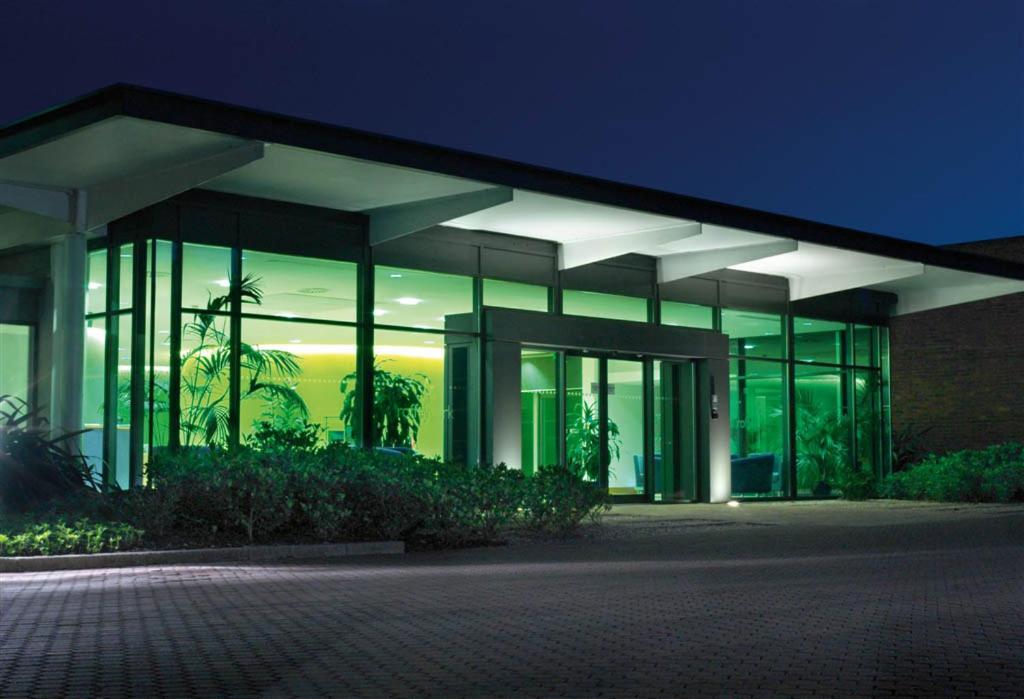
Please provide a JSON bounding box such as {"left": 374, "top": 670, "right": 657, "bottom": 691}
{"left": 558, "top": 222, "right": 701, "bottom": 270}
{"left": 790, "top": 262, "right": 924, "bottom": 300}
{"left": 0, "top": 181, "right": 73, "bottom": 223}
{"left": 0, "top": 141, "right": 265, "bottom": 233}
{"left": 367, "top": 186, "right": 512, "bottom": 245}
{"left": 82, "top": 141, "right": 265, "bottom": 231}
{"left": 892, "top": 274, "right": 1024, "bottom": 315}
{"left": 657, "top": 239, "right": 797, "bottom": 283}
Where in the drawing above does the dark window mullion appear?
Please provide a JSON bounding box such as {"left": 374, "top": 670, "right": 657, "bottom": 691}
{"left": 228, "top": 248, "right": 242, "bottom": 448}
{"left": 168, "top": 241, "right": 183, "bottom": 449}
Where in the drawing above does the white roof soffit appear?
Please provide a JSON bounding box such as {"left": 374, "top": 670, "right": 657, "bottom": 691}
{"left": 730, "top": 242, "right": 925, "bottom": 301}
{"left": 0, "top": 116, "right": 264, "bottom": 237}
{"left": 869, "top": 266, "right": 1024, "bottom": 315}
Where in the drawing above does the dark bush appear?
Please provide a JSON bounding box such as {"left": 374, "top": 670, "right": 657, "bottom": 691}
{"left": 0, "top": 396, "right": 101, "bottom": 513}
{"left": 837, "top": 467, "right": 878, "bottom": 501}
{"left": 882, "top": 442, "right": 1024, "bottom": 503}
{"left": 524, "top": 465, "right": 609, "bottom": 534}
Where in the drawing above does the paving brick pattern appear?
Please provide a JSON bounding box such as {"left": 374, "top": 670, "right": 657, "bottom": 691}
{"left": 2, "top": 504, "right": 1023, "bottom": 698}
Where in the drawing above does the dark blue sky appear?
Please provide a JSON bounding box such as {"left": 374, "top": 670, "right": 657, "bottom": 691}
{"left": 2, "top": 1, "right": 1021, "bottom": 245}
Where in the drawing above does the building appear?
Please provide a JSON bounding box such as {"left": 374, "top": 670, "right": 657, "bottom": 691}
{"left": 2, "top": 85, "right": 1023, "bottom": 503}
{"left": 890, "top": 236, "right": 1024, "bottom": 455}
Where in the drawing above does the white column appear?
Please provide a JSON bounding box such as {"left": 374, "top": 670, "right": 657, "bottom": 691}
{"left": 49, "top": 232, "right": 86, "bottom": 437}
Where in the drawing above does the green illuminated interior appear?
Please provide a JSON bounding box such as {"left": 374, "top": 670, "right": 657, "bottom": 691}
{"left": 563, "top": 289, "right": 648, "bottom": 322}
{"left": 484, "top": 278, "right": 549, "bottom": 312}
{"left": 661, "top": 301, "right": 714, "bottom": 329}
{"left": 87, "top": 235, "right": 891, "bottom": 499}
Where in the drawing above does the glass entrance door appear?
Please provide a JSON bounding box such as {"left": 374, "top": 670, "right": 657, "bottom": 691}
{"left": 654, "top": 360, "right": 699, "bottom": 501}
{"left": 520, "top": 349, "right": 701, "bottom": 500}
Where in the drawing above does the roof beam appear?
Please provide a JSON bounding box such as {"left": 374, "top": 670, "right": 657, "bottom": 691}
{"left": 367, "top": 187, "right": 512, "bottom": 246}
{"left": 892, "top": 274, "right": 1024, "bottom": 315}
{"left": 658, "top": 240, "right": 797, "bottom": 283}
{"left": 0, "top": 181, "right": 73, "bottom": 222}
{"left": 82, "top": 141, "right": 264, "bottom": 231}
{"left": 0, "top": 142, "right": 264, "bottom": 232}
{"left": 558, "top": 222, "right": 700, "bottom": 270}
{"left": 790, "top": 262, "right": 924, "bottom": 300}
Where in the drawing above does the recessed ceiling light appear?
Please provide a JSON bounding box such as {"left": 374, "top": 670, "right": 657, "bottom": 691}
{"left": 289, "top": 338, "right": 302, "bottom": 344}
{"left": 802, "top": 322, "right": 813, "bottom": 326}
{"left": 744, "top": 344, "right": 756, "bottom": 349}
{"left": 423, "top": 340, "right": 436, "bottom": 345}
{"left": 88, "top": 282, "right": 102, "bottom": 290}
{"left": 390, "top": 273, "right": 403, "bottom": 278}
{"left": 276, "top": 312, "right": 297, "bottom": 319}
{"left": 372, "top": 309, "right": 388, "bottom": 316}
{"left": 413, "top": 324, "right": 430, "bottom": 330}
{"left": 396, "top": 297, "right": 422, "bottom": 306}
{"left": 214, "top": 279, "right": 230, "bottom": 288}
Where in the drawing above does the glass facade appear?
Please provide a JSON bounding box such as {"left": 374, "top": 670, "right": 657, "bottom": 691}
{"left": 661, "top": 301, "right": 714, "bottom": 330}
{"left": 520, "top": 349, "right": 558, "bottom": 475}
{"left": 0, "top": 324, "right": 31, "bottom": 405}
{"left": 484, "top": 279, "right": 549, "bottom": 312}
{"left": 85, "top": 214, "right": 891, "bottom": 501}
{"left": 563, "top": 290, "right": 648, "bottom": 322}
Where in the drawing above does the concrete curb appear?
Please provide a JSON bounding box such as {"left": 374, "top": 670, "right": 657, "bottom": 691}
{"left": 0, "top": 540, "right": 404, "bottom": 573}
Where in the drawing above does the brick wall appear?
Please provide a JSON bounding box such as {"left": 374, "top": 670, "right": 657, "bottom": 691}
{"left": 889, "top": 236, "right": 1024, "bottom": 454}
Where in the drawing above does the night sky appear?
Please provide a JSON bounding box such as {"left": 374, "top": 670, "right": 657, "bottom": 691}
{"left": 2, "top": 1, "right": 1020, "bottom": 245}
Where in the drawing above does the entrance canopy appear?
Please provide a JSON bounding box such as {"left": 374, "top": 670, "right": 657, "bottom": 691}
{"left": 2, "top": 85, "right": 1023, "bottom": 315}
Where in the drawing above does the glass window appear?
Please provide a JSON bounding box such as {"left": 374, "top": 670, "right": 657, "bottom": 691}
{"left": 661, "top": 301, "right": 714, "bottom": 329}
{"left": 182, "top": 243, "right": 233, "bottom": 312}
{"left": 116, "top": 244, "right": 134, "bottom": 311}
{"left": 0, "top": 325, "right": 31, "bottom": 406}
{"left": 484, "top": 279, "right": 548, "bottom": 312}
{"left": 372, "top": 329, "right": 447, "bottom": 458}
{"left": 111, "top": 314, "right": 132, "bottom": 488}
{"left": 563, "top": 290, "right": 648, "bottom": 322}
{"left": 178, "top": 309, "right": 232, "bottom": 447}
{"left": 82, "top": 317, "right": 106, "bottom": 478}
{"left": 854, "top": 324, "right": 877, "bottom": 367}
{"left": 144, "top": 241, "right": 173, "bottom": 462}
{"left": 240, "top": 319, "right": 357, "bottom": 446}
{"left": 794, "top": 317, "right": 846, "bottom": 364}
{"left": 565, "top": 355, "right": 601, "bottom": 481}
{"left": 243, "top": 251, "right": 358, "bottom": 323}
{"left": 86, "top": 248, "right": 107, "bottom": 315}
{"left": 520, "top": 349, "right": 558, "bottom": 474}
{"left": 722, "top": 309, "right": 784, "bottom": 359}
{"left": 854, "top": 370, "right": 882, "bottom": 479}
{"left": 607, "top": 359, "right": 644, "bottom": 496}
{"left": 795, "top": 364, "right": 852, "bottom": 496}
{"left": 374, "top": 266, "right": 473, "bottom": 330}
{"left": 730, "top": 359, "right": 786, "bottom": 497}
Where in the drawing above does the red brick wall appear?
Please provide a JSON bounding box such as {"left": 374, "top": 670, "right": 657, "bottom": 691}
{"left": 889, "top": 236, "right": 1024, "bottom": 454}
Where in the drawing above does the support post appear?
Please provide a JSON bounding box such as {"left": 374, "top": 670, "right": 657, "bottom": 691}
{"left": 49, "top": 232, "right": 87, "bottom": 441}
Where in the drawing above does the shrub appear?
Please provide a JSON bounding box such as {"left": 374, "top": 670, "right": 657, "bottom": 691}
{"left": 882, "top": 442, "right": 1024, "bottom": 503}
{"left": 524, "top": 465, "right": 609, "bottom": 534}
{"left": 0, "top": 395, "right": 101, "bottom": 513}
{"left": 0, "top": 518, "right": 144, "bottom": 557}
{"left": 837, "top": 466, "right": 878, "bottom": 501}
{"left": 420, "top": 461, "right": 526, "bottom": 547}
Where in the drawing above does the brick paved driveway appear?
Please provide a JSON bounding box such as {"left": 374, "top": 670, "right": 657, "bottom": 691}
{"left": 2, "top": 502, "right": 1022, "bottom": 698}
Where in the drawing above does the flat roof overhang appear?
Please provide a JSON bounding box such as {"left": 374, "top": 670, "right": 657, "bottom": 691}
{"left": 2, "top": 83, "right": 1023, "bottom": 316}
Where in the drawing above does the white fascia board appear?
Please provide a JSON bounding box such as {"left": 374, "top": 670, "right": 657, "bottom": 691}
{"left": 558, "top": 222, "right": 700, "bottom": 270}
{"left": 367, "top": 186, "right": 513, "bottom": 246}
{"left": 790, "top": 262, "right": 924, "bottom": 300}
{"left": 658, "top": 239, "right": 797, "bottom": 283}
{"left": 892, "top": 274, "right": 1024, "bottom": 315}
{"left": 83, "top": 141, "right": 265, "bottom": 231}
